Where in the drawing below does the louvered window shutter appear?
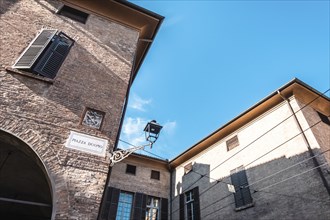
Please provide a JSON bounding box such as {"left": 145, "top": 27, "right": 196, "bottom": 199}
{"left": 13, "top": 29, "right": 57, "bottom": 69}
{"left": 33, "top": 32, "right": 74, "bottom": 79}
{"left": 160, "top": 198, "right": 168, "bottom": 220}
{"left": 237, "top": 170, "right": 253, "bottom": 205}
{"left": 100, "top": 187, "right": 120, "bottom": 220}
{"left": 179, "top": 193, "right": 185, "bottom": 220}
{"left": 230, "top": 168, "right": 253, "bottom": 208}
{"left": 192, "top": 187, "right": 201, "bottom": 220}
{"left": 132, "top": 192, "right": 146, "bottom": 220}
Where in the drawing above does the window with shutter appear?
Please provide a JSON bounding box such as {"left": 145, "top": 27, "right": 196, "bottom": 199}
{"left": 230, "top": 166, "right": 253, "bottom": 210}
{"left": 179, "top": 187, "right": 200, "bottom": 220}
{"left": 13, "top": 29, "right": 57, "bottom": 69}
{"left": 145, "top": 196, "right": 160, "bottom": 220}
{"left": 33, "top": 32, "right": 74, "bottom": 78}
{"left": 13, "top": 29, "right": 74, "bottom": 79}
{"left": 116, "top": 191, "right": 134, "bottom": 220}
{"left": 132, "top": 192, "right": 146, "bottom": 220}
{"left": 160, "top": 198, "right": 168, "bottom": 220}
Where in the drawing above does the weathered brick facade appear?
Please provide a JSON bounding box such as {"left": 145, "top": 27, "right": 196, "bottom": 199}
{"left": 100, "top": 154, "right": 170, "bottom": 220}
{"left": 0, "top": 0, "right": 163, "bottom": 219}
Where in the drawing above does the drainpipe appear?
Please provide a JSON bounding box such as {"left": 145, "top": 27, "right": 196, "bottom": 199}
{"left": 277, "top": 91, "right": 330, "bottom": 196}
{"left": 168, "top": 161, "right": 173, "bottom": 220}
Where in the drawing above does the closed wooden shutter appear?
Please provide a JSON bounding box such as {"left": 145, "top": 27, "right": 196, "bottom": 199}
{"left": 192, "top": 187, "right": 200, "bottom": 220}
{"left": 132, "top": 192, "right": 146, "bottom": 220}
{"left": 230, "top": 167, "right": 253, "bottom": 208}
{"left": 100, "top": 187, "right": 120, "bottom": 220}
{"left": 179, "top": 193, "right": 184, "bottom": 220}
{"left": 33, "top": 32, "right": 74, "bottom": 78}
{"left": 13, "top": 29, "right": 57, "bottom": 69}
{"left": 160, "top": 198, "right": 168, "bottom": 220}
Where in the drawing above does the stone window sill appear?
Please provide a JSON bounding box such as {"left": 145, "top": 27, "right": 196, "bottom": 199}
{"left": 6, "top": 67, "right": 54, "bottom": 84}
{"left": 234, "top": 202, "right": 254, "bottom": 211}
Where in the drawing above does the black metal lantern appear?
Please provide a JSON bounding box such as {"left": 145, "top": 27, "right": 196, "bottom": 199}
{"left": 144, "top": 120, "right": 163, "bottom": 147}
{"left": 109, "top": 120, "right": 163, "bottom": 166}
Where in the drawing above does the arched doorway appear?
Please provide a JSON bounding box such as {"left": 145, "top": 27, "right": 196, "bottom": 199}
{"left": 0, "top": 130, "right": 53, "bottom": 219}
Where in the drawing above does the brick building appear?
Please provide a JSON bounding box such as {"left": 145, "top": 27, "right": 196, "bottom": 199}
{"left": 100, "top": 153, "right": 171, "bottom": 220}
{"left": 0, "top": 0, "right": 163, "bottom": 219}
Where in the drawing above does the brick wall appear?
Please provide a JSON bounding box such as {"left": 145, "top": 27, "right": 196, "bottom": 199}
{"left": 109, "top": 155, "right": 170, "bottom": 199}
{"left": 0, "top": 0, "right": 139, "bottom": 219}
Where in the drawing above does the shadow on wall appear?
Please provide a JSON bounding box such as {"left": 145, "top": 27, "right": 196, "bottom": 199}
{"left": 8, "top": 41, "right": 126, "bottom": 138}
{"left": 173, "top": 149, "right": 330, "bottom": 220}
{"left": 0, "top": 0, "right": 19, "bottom": 14}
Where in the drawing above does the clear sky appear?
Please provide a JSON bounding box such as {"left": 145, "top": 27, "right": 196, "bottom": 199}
{"left": 118, "top": 0, "right": 330, "bottom": 160}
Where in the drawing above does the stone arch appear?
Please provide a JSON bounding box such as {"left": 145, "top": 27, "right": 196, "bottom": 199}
{"left": 0, "top": 125, "right": 69, "bottom": 219}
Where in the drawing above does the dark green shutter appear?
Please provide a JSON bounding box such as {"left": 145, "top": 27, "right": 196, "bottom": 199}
{"left": 99, "top": 187, "right": 120, "bottom": 220}
{"left": 179, "top": 193, "right": 184, "bottom": 220}
{"left": 13, "top": 29, "right": 57, "bottom": 69}
{"left": 230, "top": 167, "right": 253, "bottom": 208}
{"left": 33, "top": 32, "right": 74, "bottom": 78}
{"left": 192, "top": 187, "right": 200, "bottom": 220}
{"left": 160, "top": 198, "right": 168, "bottom": 220}
{"left": 132, "top": 192, "right": 146, "bottom": 220}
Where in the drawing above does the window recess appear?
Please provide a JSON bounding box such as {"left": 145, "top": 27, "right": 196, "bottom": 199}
{"left": 179, "top": 187, "right": 200, "bottom": 220}
{"left": 226, "top": 135, "right": 239, "bottom": 151}
{"left": 57, "top": 5, "right": 89, "bottom": 24}
{"left": 184, "top": 162, "right": 193, "bottom": 175}
{"left": 13, "top": 29, "right": 74, "bottom": 79}
{"left": 126, "top": 164, "right": 136, "bottom": 175}
{"left": 151, "top": 170, "right": 160, "bottom": 180}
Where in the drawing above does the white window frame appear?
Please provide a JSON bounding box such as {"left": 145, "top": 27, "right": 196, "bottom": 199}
{"left": 145, "top": 197, "right": 160, "bottom": 220}
{"left": 185, "top": 191, "right": 194, "bottom": 220}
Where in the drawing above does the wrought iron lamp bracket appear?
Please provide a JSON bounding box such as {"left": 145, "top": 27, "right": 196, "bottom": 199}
{"left": 109, "top": 143, "right": 151, "bottom": 167}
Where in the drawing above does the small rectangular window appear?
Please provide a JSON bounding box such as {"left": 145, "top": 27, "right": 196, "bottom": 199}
{"left": 151, "top": 170, "right": 160, "bottom": 180}
{"left": 57, "top": 5, "right": 89, "bottom": 24}
{"left": 126, "top": 164, "right": 136, "bottom": 175}
{"left": 226, "top": 135, "right": 239, "bottom": 151}
{"left": 184, "top": 162, "right": 193, "bottom": 175}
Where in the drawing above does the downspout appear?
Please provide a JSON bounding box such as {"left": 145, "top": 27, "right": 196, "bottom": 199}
{"left": 277, "top": 90, "right": 330, "bottom": 196}
{"left": 168, "top": 162, "right": 173, "bottom": 220}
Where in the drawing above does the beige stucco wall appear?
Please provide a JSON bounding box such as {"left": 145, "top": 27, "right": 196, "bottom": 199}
{"left": 171, "top": 96, "right": 330, "bottom": 220}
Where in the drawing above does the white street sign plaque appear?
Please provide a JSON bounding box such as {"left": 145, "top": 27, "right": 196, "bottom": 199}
{"left": 65, "top": 131, "right": 108, "bottom": 157}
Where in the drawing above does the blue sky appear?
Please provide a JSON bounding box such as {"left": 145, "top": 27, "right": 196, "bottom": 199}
{"left": 118, "top": 0, "right": 330, "bottom": 160}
